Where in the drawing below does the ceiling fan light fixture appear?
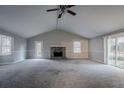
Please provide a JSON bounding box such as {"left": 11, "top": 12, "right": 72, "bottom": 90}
{"left": 46, "top": 5, "right": 76, "bottom": 19}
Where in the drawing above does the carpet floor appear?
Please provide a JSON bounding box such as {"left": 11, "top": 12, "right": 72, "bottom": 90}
{"left": 0, "top": 59, "right": 124, "bottom": 88}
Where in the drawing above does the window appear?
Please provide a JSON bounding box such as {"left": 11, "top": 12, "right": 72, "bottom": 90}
{"left": 73, "top": 41, "right": 81, "bottom": 53}
{"left": 0, "top": 34, "right": 12, "bottom": 55}
{"left": 35, "top": 41, "right": 42, "bottom": 57}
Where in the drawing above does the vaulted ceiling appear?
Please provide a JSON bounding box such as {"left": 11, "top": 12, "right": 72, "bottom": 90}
{"left": 0, "top": 5, "right": 124, "bottom": 38}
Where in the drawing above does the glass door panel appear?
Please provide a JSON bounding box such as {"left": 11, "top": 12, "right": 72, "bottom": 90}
{"left": 108, "top": 38, "right": 116, "bottom": 66}
{"left": 116, "top": 37, "right": 124, "bottom": 68}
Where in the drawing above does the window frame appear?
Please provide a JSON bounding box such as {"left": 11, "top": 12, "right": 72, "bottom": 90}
{"left": 35, "top": 41, "right": 43, "bottom": 57}
{"left": 73, "top": 41, "right": 81, "bottom": 53}
{"left": 0, "top": 34, "right": 12, "bottom": 56}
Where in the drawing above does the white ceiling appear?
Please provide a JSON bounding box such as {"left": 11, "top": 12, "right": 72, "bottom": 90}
{"left": 0, "top": 5, "right": 124, "bottom": 38}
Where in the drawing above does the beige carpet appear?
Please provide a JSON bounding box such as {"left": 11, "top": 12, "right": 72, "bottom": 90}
{"left": 0, "top": 59, "right": 124, "bottom": 88}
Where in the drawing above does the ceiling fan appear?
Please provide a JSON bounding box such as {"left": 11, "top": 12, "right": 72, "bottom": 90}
{"left": 46, "top": 5, "right": 76, "bottom": 18}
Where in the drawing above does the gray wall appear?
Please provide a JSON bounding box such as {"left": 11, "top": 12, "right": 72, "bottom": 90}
{"left": 0, "top": 29, "right": 27, "bottom": 64}
{"left": 27, "top": 30, "right": 89, "bottom": 59}
{"left": 90, "top": 36, "right": 104, "bottom": 63}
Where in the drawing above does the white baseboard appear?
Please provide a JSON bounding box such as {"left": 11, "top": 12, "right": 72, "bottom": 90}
{"left": 0, "top": 60, "right": 25, "bottom": 65}
{"left": 91, "top": 58, "right": 105, "bottom": 64}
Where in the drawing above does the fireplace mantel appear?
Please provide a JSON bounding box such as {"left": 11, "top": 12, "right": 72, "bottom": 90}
{"left": 50, "top": 45, "right": 66, "bottom": 47}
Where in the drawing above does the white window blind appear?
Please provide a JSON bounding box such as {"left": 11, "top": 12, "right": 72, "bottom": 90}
{"left": 73, "top": 41, "right": 81, "bottom": 53}
{"left": 0, "top": 34, "right": 12, "bottom": 55}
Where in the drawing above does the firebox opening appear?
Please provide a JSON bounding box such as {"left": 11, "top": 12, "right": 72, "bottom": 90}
{"left": 51, "top": 47, "right": 66, "bottom": 59}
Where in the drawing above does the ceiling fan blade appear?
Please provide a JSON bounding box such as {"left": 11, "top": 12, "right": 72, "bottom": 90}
{"left": 67, "top": 10, "right": 76, "bottom": 16}
{"left": 58, "top": 13, "right": 63, "bottom": 18}
{"left": 46, "top": 8, "right": 60, "bottom": 12}
{"left": 66, "top": 5, "right": 75, "bottom": 8}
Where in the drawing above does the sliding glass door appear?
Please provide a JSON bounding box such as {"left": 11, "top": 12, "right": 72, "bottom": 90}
{"left": 116, "top": 37, "right": 124, "bottom": 68}
{"left": 108, "top": 38, "right": 116, "bottom": 66}
{"left": 107, "top": 36, "right": 124, "bottom": 68}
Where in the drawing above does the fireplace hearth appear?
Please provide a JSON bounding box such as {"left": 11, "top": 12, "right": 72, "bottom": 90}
{"left": 51, "top": 47, "right": 66, "bottom": 59}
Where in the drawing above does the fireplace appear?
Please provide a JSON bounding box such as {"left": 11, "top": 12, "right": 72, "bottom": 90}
{"left": 51, "top": 47, "right": 66, "bottom": 59}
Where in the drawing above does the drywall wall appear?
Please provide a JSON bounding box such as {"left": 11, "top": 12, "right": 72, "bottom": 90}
{"left": 27, "top": 30, "right": 89, "bottom": 59}
{"left": 0, "top": 28, "right": 27, "bottom": 64}
{"left": 90, "top": 36, "right": 104, "bottom": 63}
{"left": 90, "top": 30, "right": 124, "bottom": 64}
